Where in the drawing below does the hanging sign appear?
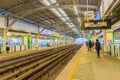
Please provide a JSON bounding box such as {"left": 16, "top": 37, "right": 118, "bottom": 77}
{"left": 87, "top": 35, "right": 93, "bottom": 39}
{"left": 52, "top": 37, "right": 56, "bottom": 40}
{"left": 81, "top": 19, "right": 111, "bottom": 30}
{"left": 55, "top": 33, "right": 60, "bottom": 37}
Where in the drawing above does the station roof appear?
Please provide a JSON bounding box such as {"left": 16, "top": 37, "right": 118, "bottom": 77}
{"left": 0, "top": 0, "right": 100, "bottom": 38}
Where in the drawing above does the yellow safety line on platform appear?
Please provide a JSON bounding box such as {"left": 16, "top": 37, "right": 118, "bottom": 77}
{"left": 68, "top": 49, "right": 82, "bottom": 80}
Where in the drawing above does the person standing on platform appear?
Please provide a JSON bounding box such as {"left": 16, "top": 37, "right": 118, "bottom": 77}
{"left": 91, "top": 40, "right": 94, "bottom": 47}
{"left": 6, "top": 43, "right": 10, "bottom": 53}
{"left": 88, "top": 40, "right": 92, "bottom": 52}
{"left": 85, "top": 41, "right": 88, "bottom": 49}
{"left": 95, "top": 39, "right": 101, "bottom": 58}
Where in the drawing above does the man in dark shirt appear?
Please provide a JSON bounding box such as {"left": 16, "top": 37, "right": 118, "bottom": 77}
{"left": 88, "top": 40, "right": 92, "bottom": 52}
{"left": 95, "top": 39, "right": 101, "bottom": 58}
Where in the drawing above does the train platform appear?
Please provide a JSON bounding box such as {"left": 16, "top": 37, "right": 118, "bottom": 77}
{"left": 0, "top": 44, "right": 71, "bottom": 59}
{"left": 55, "top": 45, "right": 120, "bottom": 80}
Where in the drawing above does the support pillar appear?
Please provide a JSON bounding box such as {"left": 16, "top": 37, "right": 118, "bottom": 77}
{"left": 36, "top": 34, "right": 39, "bottom": 48}
{"left": 57, "top": 37, "right": 59, "bottom": 46}
{"left": 65, "top": 39, "right": 67, "bottom": 44}
{"left": 36, "top": 26, "right": 39, "bottom": 48}
{"left": 74, "top": 39, "right": 75, "bottom": 43}
{"left": 103, "top": 30, "right": 107, "bottom": 52}
{"left": 70, "top": 39, "right": 71, "bottom": 44}
{"left": 71, "top": 39, "right": 73, "bottom": 44}
{"left": 50, "top": 37, "right": 52, "bottom": 46}
{"left": 63, "top": 38, "right": 65, "bottom": 45}
{"left": 3, "top": 14, "right": 9, "bottom": 53}
{"left": 69, "top": 39, "right": 71, "bottom": 44}
{"left": 28, "top": 33, "right": 32, "bottom": 49}
{"left": 60, "top": 38, "right": 62, "bottom": 45}
{"left": 62, "top": 38, "right": 64, "bottom": 45}
{"left": 59, "top": 38, "right": 61, "bottom": 45}
{"left": 67, "top": 38, "right": 70, "bottom": 44}
{"left": 3, "top": 28, "right": 7, "bottom": 53}
{"left": 67, "top": 39, "right": 69, "bottom": 44}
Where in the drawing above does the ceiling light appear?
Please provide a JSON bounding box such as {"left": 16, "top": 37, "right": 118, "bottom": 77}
{"left": 50, "top": 8, "right": 62, "bottom": 17}
{"left": 77, "top": 17, "right": 80, "bottom": 22}
{"left": 66, "top": 17, "right": 70, "bottom": 20}
{"left": 41, "top": 0, "right": 51, "bottom": 6}
{"left": 41, "top": 0, "right": 81, "bottom": 36}
{"left": 58, "top": 8, "right": 67, "bottom": 17}
{"left": 73, "top": 6, "right": 78, "bottom": 15}
{"left": 50, "top": 0, "right": 57, "bottom": 3}
{"left": 60, "top": 18, "right": 66, "bottom": 21}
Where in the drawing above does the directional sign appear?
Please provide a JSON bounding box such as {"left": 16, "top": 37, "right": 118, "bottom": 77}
{"left": 81, "top": 19, "right": 111, "bottom": 30}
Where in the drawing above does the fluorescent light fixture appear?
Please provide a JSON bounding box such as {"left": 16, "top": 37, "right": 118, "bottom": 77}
{"left": 73, "top": 28, "right": 77, "bottom": 30}
{"left": 67, "top": 22, "right": 72, "bottom": 25}
{"left": 50, "top": 8, "right": 56, "bottom": 11}
{"left": 69, "top": 25, "right": 73, "bottom": 28}
{"left": 73, "top": 5, "right": 81, "bottom": 25}
{"left": 66, "top": 17, "right": 70, "bottom": 20}
{"left": 60, "top": 18, "right": 66, "bottom": 21}
{"left": 58, "top": 8, "right": 67, "bottom": 17}
{"left": 56, "top": 3, "right": 59, "bottom": 5}
{"left": 50, "top": 0, "right": 57, "bottom": 3}
{"left": 71, "top": 24, "right": 75, "bottom": 26}
{"left": 73, "top": 6, "right": 78, "bottom": 15}
{"left": 77, "top": 17, "right": 80, "bottom": 22}
{"left": 50, "top": 8, "right": 62, "bottom": 17}
{"left": 41, "top": 0, "right": 81, "bottom": 36}
{"left": 41, "top": 0, "right": 57, "bottom": 6}
{"left": 41, "top": 0, "right": 51, "bottom": 6}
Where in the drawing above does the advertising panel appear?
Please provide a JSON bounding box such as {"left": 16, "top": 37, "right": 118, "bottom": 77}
{"left": 114, "top": 31, "right": 120, "bottom": 40}
{"left": 39, "top": 27, "right": 52, "bottom": 35}
{"left": 114, "top": 30, "right": 120, "bottom": 43}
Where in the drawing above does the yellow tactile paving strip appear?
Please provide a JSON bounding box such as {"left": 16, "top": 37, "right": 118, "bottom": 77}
{"left": 55, "top": 45, "right": 84, "bottom": 80}
{"left": 68, "top": 46, "right": 83, "bottom": 80}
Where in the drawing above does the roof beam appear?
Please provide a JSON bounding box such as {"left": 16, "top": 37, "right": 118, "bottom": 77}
{"left": 7, "top": 4, "right": 96, "bottom": 29}
{"left": 7, "top": 3, "right": 97, "bottom": 33}
{"left": 7, "top": 1, "right": 37, "bottom": 11}
{"left": 9, "top": 4, "right": 97, "bottom": 18}
{"left": 62, "top": 30, "right": 74, "bottom": 34}
{"left": 39, "top": 27, "right": 49, "bottom": 33}
{"left": 61, "top": 4, "right": 98, "bottom": 9}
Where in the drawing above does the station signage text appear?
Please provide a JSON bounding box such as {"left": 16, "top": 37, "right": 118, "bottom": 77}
{"left": 81, "top": 19, "right": 111, "bottom": 30}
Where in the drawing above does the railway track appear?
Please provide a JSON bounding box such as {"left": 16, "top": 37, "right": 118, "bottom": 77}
{"left": 0, "top": 44, "right": 81, "bottom": 80}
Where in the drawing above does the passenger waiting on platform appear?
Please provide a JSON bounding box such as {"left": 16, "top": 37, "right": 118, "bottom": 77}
{"left": 88, "top": 40, "right": 92, "bottom": 52}
{"left": 85, "top": 41, "right": 88, "bottom": 49}
{"left": 6, "top": 43, "right": 10, "bottom": 53}
{"left": 95, "top": 39, "right": 101, "bottom": 58}
{"left": 91, "top": 40, "right": 94, "bottom": 47}
{"left": 47, "top": 43, "right": 50, "bottom": 47}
